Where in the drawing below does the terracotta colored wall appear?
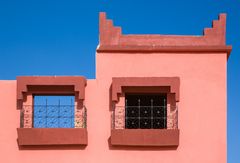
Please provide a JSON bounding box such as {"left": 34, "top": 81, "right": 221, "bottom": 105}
{"left": 0, "top": 51, "right": 226, "bottom": 163}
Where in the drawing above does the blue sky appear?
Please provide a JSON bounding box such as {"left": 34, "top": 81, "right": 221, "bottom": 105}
{"left": 0, "top": 0, "right": 239, "bottom": 162}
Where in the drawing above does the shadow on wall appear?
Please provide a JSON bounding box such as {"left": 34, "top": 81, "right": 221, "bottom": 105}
{"left": 109, "top": 84, "right": 113, "bottom": 111}
{"left": 17, "top": 139, "right": 87, "bottom": 150}
{"left": 107, "top": 137, "right": 178, "bottom": 151}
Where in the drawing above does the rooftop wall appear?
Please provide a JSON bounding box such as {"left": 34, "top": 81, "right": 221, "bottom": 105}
{"left": 97, "top": 12, "right": 231, "bottom": 57}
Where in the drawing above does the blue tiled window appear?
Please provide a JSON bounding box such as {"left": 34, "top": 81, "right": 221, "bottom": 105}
{"left": 33, "top": 96, "right": 75, "bottom": 128}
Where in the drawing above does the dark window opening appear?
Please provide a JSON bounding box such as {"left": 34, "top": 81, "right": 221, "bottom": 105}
{"left": 33, "top": 95, "right": 75, "bottom": 128}
{"left": 125, "top": 94, "right": 167, "bottom": 129}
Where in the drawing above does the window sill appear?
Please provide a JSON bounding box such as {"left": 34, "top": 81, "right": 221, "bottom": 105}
{"left": 17, "top": 128, "right": 88, "bottom": 146}
{"left": 110, "top": 129, "right": 179, "bottom": 147}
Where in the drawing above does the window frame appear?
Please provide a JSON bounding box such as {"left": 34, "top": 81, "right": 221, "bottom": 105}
{"left": 110, "top": 77, "right": 180, "bottom": 147}
{"left": 16, "top": 76, "right": 88, "bottom": 146}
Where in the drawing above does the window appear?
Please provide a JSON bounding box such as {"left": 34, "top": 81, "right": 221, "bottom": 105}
{"left": 17, "top": 76, "right": 88, "bottom": 146}
{"left": 125, "top": 94, "right": 167, "bottom": 129}
{"left": 110, "top": 77, "right": 180, "bottom": 146}
{"left": 33, "top": 96, "right": 75, "bottom": 128}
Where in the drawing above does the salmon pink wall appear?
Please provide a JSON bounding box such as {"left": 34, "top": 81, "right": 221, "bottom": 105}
{"left": 0, "top": 52, "right": 227, "bottom": 163}
{"left": 95, "top": 52, "right": 227, "bottom": 163}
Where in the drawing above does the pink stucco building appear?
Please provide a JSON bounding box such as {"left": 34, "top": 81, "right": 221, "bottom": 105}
{"left": 0, "top": 12, "right": 232, "bottom": 163}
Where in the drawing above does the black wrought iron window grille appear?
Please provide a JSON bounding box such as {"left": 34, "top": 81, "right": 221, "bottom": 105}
{"left": 125, "top": 94, "right": 167, "bottom": 129}
{"left": 20, "top": 96, "right": 87, "bottom": 128}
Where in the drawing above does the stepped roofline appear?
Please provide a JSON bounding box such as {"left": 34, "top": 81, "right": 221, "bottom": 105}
{"left": 97, "top": 12, "right": 231, "bottom": 58}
